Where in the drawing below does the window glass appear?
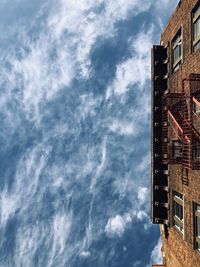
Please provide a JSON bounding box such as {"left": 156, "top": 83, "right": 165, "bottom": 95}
{"left": 194, "top": 102, "right": 200, "bottom": 113}
{"left": 173, "top": 192, "right": 183, "bottom": 234}
{"left": 194, "top": 17, "right": 200, "bottom": 41}
{"left": 182, "top": 168, "right": 188, "bottom": 178}
{"left": 193, "top": 141, "right": 200, "bottom": 160}
{"left": 172, "top": 140, "right": 182, "bottom": 159}
{"left": 193, "top": 2, "right": 200, "bottom": 51}
{"left": 197, "top": 216, "right": 200, "bottom": 237}
{"left": 174, "top": 201, "right": 183, "bottom": 220}
{"left": 172, "top": 29, "right": 182, "bottom": 71}
{"left": 194, "top": 41, "right": 200, "bottom": 52}
{"left": 173, "top": 45, "right": 182, "bottom": 64}
{"left": 195, "top": 204, "right": 200, "bottom": 250}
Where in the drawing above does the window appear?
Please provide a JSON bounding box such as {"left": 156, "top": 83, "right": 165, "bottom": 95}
{"left": 172, "top": 29, "right": 182, "bottom": 71}
{"left": 182, "top": 168, "right": 188, "bottom": 179}
{"left": 193, "top": 140, "right": 200, "bottom": 160}
{"left": 182, "top": 167, "right": 189, "bottom": 186}
{"left": 173, "top": 191, "right": 184, "bottom": 233}
{"left": 194, "top": 203, "right": 200, "bottom": 250}
{"left": 172, "top": 140, "right": 182, "bottom": 160}
{"left": 192, "top": 2, "right": 200, "bottom": 52}
{"left": 194, "top": 101, "right": 200, "bottom": 114}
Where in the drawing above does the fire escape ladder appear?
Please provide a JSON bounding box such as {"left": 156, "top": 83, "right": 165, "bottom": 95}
{"left": 182, "top": 94, "right": 192, "bottom": 169}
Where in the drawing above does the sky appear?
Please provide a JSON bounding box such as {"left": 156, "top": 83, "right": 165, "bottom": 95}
{"left": 0, "top": 1, "right": 179, "bottom": 267}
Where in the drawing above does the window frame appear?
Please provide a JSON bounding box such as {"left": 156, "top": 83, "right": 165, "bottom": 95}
{"left": 193, "top": 140, "right": 200, "bottom": 161}
{"left": 194, "top": 203, "right": 200, "bottom": 251}
{"left": 182, "top": 168, "right": 188, "bottom": 179}
{"left": 192, "top": 2, "right": 200, "bottom": 52}
{"left": 172, "top": 28, "right": 183, "bottom": 72}
{"left": 194, "top": 101, "right": 200, "bottom": 114}
{"left": 173, "top": 191, "right": 184, "bottom": 234}
{"left": 171, "top": 139, "right": 182, "bottom": 160}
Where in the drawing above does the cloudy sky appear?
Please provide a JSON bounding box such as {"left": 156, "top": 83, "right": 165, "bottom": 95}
{"left": 0, "top": 1, "right": 178, "bottom": 267}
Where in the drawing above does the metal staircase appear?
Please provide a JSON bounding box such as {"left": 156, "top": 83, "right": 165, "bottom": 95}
{"left": 161, "top": 74, "right": 200, "bottom": 170}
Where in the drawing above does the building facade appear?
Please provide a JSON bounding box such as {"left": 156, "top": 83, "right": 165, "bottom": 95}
{"left": 152, "top": 0, "right": 200, "bottom": 266}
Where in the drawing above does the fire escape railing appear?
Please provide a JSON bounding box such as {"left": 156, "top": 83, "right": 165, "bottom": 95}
{"left": 162, "top": 93, "right": 185, "bottom": 164}
{"left": 161, "top": 74, "right": 200, "bottom": 170}
{"left": 182, "top": 74, "right": 200, "bottom": 169}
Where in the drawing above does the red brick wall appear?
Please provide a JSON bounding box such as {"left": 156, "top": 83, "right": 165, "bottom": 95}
{"left": 159, "top": 0, "right": 200, "bottom": 266}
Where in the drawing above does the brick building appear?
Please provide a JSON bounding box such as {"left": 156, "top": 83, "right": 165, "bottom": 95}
{"left": 151, "top": 0, "right": 200, "bottom": 266}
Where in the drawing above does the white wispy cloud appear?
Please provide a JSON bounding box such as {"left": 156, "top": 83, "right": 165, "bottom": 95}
{"left": 105, "top": 210, "right": 149, "bottom": 238}
{"left": 108, "top": 119, "right": 138, "bottom": 136}
{"left": 79, "top": 250, "right": 91, "bottom": 258}
{"left": 148, "top": 237, "right": 163, "bottom": 266}
{"left": 15, "top": 222, "right": 51, "bottom": 266}
{"left": 0, "top": 0, "right": 152, "bottom": 124}
{"left": 0, "top": 144, "right": 51, "bottom": 226}
{"left": 0, "top": 0, "right": 179, "bottom": 266}
{"left": 105, "top": 213, "right": 132, "bottom": 237}
{"left": 137, "top": 187, "right": 149, "bottom": 204}
{"left": 49, "top": 213, "right": 73, "bottom": 263}
{"left": 136, "top": 152, "right": 151, "bottom": 173}
{"left": 106, "top": 28, "right": 153, "bottom": 98}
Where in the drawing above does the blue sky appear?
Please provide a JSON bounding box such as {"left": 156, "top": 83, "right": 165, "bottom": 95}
{"left": 0, "top": 1, "right": 178, "bottom": 267}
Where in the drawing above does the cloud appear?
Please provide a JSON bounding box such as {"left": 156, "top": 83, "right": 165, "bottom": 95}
{"left": 148, "top": 237, "right": 163, "bottom": 266}
{"left": 79, "top": 250, "right": 91, "bottom": 258}
{"left": 0, "top": 0, "right": 152, "bottom": 122}
{"left": 105, "top": 213, "right": 132, "bottom": 237}
{"left": 48, "top": 0, "right": 151, "bottom": 79}
{"left": 0, "top": 144, "right": 51, "bottom": 226}
{"left": 78, "top": 94, "right": 102, "bottom": 119}
{"left": 0, "top": 0, "right": 179, "bottom": 266}
{"left": 0, "top": 33, "right": 74, "bottom": 123}
{"left": 152, "top": 0, "right": 180, "bottom": 30}
{"left": 137, "top": 187, "right": 148, "bottom": 204}
{"left": 14, "top": 213, "right": 73, "bottom": 267}
{"left": 0, "top": 0, "right": 152, "bottom": 126}
{"left": 52, "top": 214, "right": 72, "bottom": 253}
{"left": 106, "top": 28, "right": 153, "bottom": 98}
{"left": 15, "top": 221, "right": 51, "bottom": 266}
{"left": 108, "top": 119, "right": 138, "bottom": 136}
{"left": 105, "top": 210, "right": 149, "bottom": 238}
{"left": 136, "top": 153, "right": 151, "bottom": 172}
{"left": 135, "top": 210, "right": 148, "bottom": 221}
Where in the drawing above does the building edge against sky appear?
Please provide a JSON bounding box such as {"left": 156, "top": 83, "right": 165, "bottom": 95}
{"left": 151, "top": 0, "right": 200, "bottom": 266}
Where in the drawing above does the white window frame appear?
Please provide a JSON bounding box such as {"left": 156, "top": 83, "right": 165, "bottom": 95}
{"left": 172, "top": 29, "right": 182, "bottom": 72}
{"left": 194, "top": 203, "right": 200, "bottom": 251}
{"left": 192, "top": 2, "right": 200, "bottom": 52}
{"left": 173, "top": 191, "right": 184, "bottom": 234}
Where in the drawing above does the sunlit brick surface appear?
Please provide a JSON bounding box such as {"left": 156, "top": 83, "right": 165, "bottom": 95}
{"left": 156, "top": 0, "right": 200, "bottom": 266}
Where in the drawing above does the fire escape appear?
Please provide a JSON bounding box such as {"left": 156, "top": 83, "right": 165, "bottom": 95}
{"left": 152, "top": 44, "right": 200, "bottom": 225}
{"left": 162, "top": 74, "right": 200, "bottom": 173}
